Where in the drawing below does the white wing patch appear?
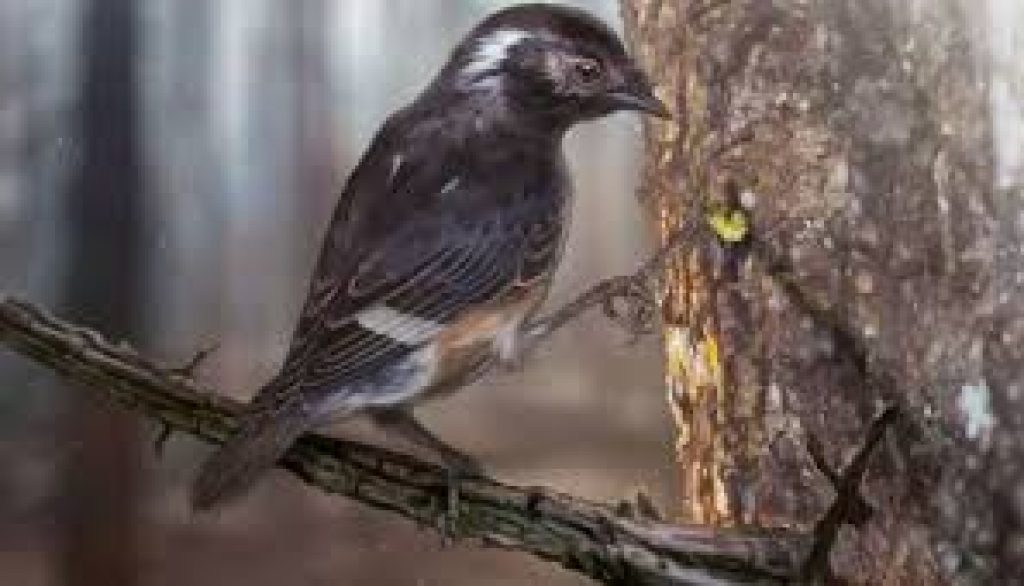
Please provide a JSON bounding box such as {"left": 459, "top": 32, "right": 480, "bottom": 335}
{"left": 461, "top": 29, "right": 532, "bottom": 80}
{"left": 356, "top": 305, "right": 444, "bottom": 345}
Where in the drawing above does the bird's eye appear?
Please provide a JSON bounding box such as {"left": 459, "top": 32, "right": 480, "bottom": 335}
{"left": 574, "top": 59, "right": 602, "bottom": 82}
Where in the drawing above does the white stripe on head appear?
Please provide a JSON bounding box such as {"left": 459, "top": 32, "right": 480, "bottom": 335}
{"left": 461, "top": 29, "right": 532, "bottom": 80}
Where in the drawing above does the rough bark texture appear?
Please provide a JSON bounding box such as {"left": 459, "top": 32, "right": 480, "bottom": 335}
{"left": 621, "top": 0, "right": 1022, "bottom": 582}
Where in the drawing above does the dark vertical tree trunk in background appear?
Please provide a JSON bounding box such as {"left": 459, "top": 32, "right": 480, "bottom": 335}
{"left": 622, "top": 0, "right": 1023, "bottom": 582}
{"left": 60, "top": 0, "right": 145, "bottom": 584}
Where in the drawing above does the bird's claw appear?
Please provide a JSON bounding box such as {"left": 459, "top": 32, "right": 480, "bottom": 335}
{"left": 602, "top": 277, "right": 658, "bottom": 340}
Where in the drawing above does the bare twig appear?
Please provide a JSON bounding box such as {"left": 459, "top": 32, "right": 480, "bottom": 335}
{"left": 800, "top": 407, "right": 901, "bottom": 583}
{"left": 169, "top": 342, "right": 219, "bottom": 379}
{"left": 153, "top": 422, "right": 175, "bottom": 456}
{"left": 0, "top": 297, "right": 810, "bottom": 585}
{"left": 805, "top": 433, "right": 873, "bottom": 529}
{"left": 156, "top": 342, "right": 219, "bottom": 455}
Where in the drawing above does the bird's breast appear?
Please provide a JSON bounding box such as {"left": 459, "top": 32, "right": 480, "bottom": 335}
{"left": 423, "top": 283, "right": 546, "bottom": 397}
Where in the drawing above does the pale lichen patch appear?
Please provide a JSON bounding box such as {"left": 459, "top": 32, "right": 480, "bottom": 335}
{"left": 957, "top": 380, "right": 996, "bottom": 442}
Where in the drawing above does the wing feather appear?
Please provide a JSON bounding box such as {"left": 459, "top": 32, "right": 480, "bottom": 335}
{"left": 261, "top": 125, "right": 569, "bottom": 405}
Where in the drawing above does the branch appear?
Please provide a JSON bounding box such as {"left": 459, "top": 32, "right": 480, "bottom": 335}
{"left": 0, "top": 297, "right": 809, "bottom": 585}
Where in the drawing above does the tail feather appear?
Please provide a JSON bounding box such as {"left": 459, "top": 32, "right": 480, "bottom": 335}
{"left": 191, "top": 399, "right": 311, "bottom": 511}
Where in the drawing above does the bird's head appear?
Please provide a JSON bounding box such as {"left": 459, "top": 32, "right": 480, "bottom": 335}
{"left": 435, "top": 4, "right": 670, "bottom": 131}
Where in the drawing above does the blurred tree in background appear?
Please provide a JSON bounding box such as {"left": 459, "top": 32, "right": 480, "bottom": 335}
{"left": 60, "top": 0, "right": 146, "bottom": 583}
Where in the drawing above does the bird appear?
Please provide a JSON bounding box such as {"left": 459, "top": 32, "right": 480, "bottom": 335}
{"left": 191, "top": 2, "right": 670, "bottom": 510}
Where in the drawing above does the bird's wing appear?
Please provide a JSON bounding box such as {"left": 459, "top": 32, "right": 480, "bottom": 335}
{"left": 261, "top": 165, "right": 566, "bottom": 406}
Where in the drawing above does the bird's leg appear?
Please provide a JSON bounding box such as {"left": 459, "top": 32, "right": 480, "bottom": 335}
{"left": 371, "top": 409, "right": 484, "bottom": 540}
{"left": 371, "top": 409, "right": 483, "bottom": 476}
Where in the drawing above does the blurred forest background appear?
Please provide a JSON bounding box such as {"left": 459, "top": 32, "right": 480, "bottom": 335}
{"left": 0, "top": 1, "right": 676, "bottom": 584}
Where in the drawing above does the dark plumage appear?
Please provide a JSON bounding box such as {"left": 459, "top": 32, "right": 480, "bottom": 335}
{"left": 191, "top": 3, "right": 669, "bottom": 510}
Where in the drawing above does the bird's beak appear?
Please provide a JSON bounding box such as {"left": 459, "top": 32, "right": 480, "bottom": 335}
{"left": 607, "top": 70, "right": 671, "bottom": 119}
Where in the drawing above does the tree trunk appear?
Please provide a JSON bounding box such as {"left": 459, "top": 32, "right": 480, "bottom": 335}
{"left": 60, "top": 0, "right": 145, "bottom": 583}
{"left": 621, "top": 0, "right": 1023, "bottom": 582}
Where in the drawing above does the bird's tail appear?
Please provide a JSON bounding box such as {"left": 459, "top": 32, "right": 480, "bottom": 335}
{"left": 191, "top": 397, "right": 312, "bottom": 511}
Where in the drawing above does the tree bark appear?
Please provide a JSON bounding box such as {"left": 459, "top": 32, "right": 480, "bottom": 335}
{"left": 621, "top": 0, "right": 1022, "bottom": 582}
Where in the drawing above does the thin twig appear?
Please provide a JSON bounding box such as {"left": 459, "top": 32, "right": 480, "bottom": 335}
{"left": 157, "top": 342, "right": 220, "bottom": 455}
{"left": 805, "top": 433, "right": 873, "bottom": 529}
{"left": 169, "top": 342, "right": 219, "bottom": 379}
{"left": 153, "top": 422, "right": 175, "bottom": 456}
{"left": 800, "top": 407, "right": 901, "bottom": 583}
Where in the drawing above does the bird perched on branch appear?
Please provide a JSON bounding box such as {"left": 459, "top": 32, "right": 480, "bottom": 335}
{"left": 191, "top": 2, "right": 669, "bottom": 510}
